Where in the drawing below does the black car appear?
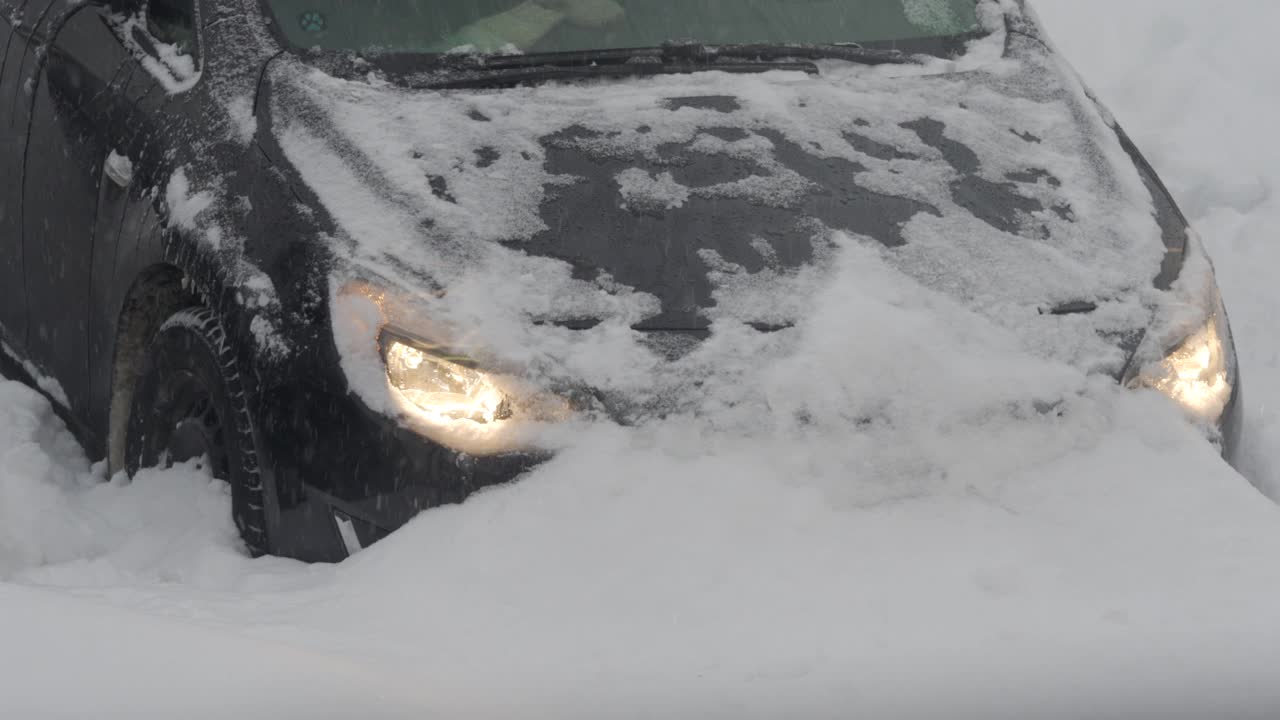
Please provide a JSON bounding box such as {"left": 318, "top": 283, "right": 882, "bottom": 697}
{"left": 0, "top": 0, "right": 1243, "bottom": 562}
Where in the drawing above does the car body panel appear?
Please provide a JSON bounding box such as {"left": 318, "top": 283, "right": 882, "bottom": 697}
{"left": 24, "top": 1, "right": 136, "bottom": 423}
{"left": 0, "top": 0, "right": 38, "bottom": 350}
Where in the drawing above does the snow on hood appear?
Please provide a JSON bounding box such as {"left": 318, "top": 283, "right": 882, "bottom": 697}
{"left": 270, "top": 28, "right": 1174, "bottom": 461}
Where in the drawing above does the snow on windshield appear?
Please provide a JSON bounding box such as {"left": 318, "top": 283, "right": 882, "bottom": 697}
{"left": 903, "top": 0, "right": 972, "bottom": 32}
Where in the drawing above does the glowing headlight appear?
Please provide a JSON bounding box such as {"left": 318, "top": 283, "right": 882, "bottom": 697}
{"left": 375, "top": 327, "right": 571, "bottom": 456}
{"left": 335, "top": 280, "right": 571, "bottom": 455}
{"left": 1130, "top": 294, "right": 1235, "bottom": 424}
{"left": 381, "top": 331, "right": 513, "bottom": 425}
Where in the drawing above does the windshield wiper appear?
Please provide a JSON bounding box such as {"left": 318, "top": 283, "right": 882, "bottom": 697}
{"left": 700, "top": 42, "right": 918, "bottom": 65}
{"left": 453, "top": 42, "right": 914, "bottom": 71}
{"left": 419, "top": 42, "right": 913, "bottom": 89}
{"left": 426, "top": 59, "right": 818, "bottom": 90}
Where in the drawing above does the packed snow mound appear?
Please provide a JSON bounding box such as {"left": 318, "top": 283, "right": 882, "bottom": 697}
{"left": 0, "top": 382, "right": 249, "bottom": 584}
{"left": 5, "top": 372, "right": 1280, "bottom": 718}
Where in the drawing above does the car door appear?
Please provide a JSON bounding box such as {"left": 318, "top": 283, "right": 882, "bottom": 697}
{"left": 85, "top": 43, "right": 174, "bottom": 453}
{"left": 21, "top": 0, "right": 151, "bottom": 421}
{"left": 0, "top": 0, "right": 42, "bottom": 352}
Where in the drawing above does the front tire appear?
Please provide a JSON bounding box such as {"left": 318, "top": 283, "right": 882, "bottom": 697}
{"left": 125, "top": 307, "right": 269, "bottom": 556}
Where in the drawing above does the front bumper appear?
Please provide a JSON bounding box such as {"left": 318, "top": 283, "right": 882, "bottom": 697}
{"left": 1219, "top": 374, "right": 1245, "bottom": 467}
{"left": 263, "top": 384, "right": 548, "bottom": 562}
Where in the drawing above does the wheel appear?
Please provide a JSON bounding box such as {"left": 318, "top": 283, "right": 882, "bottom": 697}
{"left": 125, "top": 306, "right": 269, "bottom": 556}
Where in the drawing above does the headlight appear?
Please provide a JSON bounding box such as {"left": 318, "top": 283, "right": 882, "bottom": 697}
{"left": 381, "top": 331, "right": 513, "bottom": 425}
{"left": 334, "top": 279, "right": 572, "bottom": 455}
{"left": 376, "top": 326, "right": 568, "bottom": 456}
{"left": 1129, "top": 290, "right": 1236, "bottom": 425}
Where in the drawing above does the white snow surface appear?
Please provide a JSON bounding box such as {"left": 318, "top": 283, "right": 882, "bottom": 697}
{"left": 4, "top": 2, "right": 1280, "bottom": 718}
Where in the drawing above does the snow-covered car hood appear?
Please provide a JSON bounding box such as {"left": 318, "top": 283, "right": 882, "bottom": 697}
{"left": 269, "top": 34, "right": 1177, "bottom": 431}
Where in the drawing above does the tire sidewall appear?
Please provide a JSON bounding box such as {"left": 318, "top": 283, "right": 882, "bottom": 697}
{"left": 125, "top": 307, "right": 268, "bottom": 556}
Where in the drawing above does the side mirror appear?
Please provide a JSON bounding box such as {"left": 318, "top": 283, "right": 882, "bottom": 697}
{"left": 103, "top": 0, "right": 202, "bottom": 89}
{"left": 128, "top": 22, "right": 160, "bottom": 59}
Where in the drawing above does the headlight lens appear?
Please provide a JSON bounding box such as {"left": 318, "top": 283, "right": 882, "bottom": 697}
{"left": 375, "top": 326, "right": 570, "bottom": 455}
{"left": 1130, "top": 293, "right": 1235, "bottom": 424}
{"left": 335, "top": 280, "right": 571, "bottom": 455}
{"left": 382, "top": 333, "right": 513, "bottom": 425}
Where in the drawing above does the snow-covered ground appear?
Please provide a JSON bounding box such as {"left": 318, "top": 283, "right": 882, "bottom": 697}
{"left": 4, "top": 2, "right": 1280, "bottom": 718}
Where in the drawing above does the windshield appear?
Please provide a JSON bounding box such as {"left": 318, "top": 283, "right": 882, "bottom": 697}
{"left": 264, "top": 0, "right": 982, "bottom": 55}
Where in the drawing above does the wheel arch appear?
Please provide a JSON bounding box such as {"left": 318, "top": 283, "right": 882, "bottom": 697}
{"left": 106, "top": 227, "right": 264, "bottom": 473}
{"left": 107, "top": 262, "right": 198, "bottom": 475}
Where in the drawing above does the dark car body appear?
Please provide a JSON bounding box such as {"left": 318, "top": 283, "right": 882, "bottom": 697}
{"left": 0, "top": 0, "right": 1242, "bottom": 562}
